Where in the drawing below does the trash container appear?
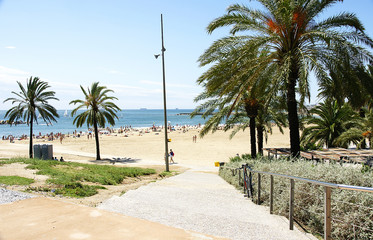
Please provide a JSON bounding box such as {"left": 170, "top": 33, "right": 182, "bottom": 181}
{"left": 33, "top": 144, "right": 42, "bottom": 159}
{"left": 41, "top": 144, "right": 53, "bottom": 160}
{"left": 214, "top": 162, "right": 220, "bottom": 167}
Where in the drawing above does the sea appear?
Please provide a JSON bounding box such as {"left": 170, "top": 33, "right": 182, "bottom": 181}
{"left": 0, "top": 109, "right": 205, "bottom": 138}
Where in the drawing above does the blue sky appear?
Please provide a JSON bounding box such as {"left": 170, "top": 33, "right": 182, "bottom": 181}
{"left": 0, "top": 0, "right": 372, "bottom": 110}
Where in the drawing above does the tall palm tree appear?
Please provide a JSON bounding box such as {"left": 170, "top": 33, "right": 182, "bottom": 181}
{"left": 201, "top": 0, "right": 373, "bottom": 157}
{"left": 193, "top": 44, "right": 276, "bottom": 157}
{"left": 3, "top": 77, "right": 59, "bottom": 158}
{"left": 70, "top": 82, "right": 120, "bottom": 160}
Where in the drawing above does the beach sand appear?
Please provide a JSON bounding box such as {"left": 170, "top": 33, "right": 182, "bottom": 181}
{"left": 0, "top": 127, "right": 290, "bottom": 167}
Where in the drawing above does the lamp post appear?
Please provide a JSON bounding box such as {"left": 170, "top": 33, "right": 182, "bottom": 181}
{"left": 155, "top": 14, "right": 169, "bottom": 172}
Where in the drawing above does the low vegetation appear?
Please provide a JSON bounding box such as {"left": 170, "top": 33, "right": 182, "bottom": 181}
{"left": 0, "top": 176, "right": 34, "bottom": 185}
{"left": 220, "top": 156, "right": 372, "bottom": 240}
{"left": 0, "top": 157, "right": 156, "bottom": 198}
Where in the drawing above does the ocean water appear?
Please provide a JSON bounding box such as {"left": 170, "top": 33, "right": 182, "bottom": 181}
{"left": 0, "top": 109, "right": 204, "bottom": 137}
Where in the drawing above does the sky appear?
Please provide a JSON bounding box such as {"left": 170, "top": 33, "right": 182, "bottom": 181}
{"left": 0, "top": 0, "right": 372, "bottom": 110}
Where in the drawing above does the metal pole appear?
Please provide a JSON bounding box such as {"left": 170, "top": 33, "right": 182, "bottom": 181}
{"left": 257, "top": 173, "right": 261, "bottom": 205}
{"left": 289, "top": 179, "right": 294, "bottom": 230}
{"left": 161, "top": 14, "right": 169, "bottom": 172}
{"left": 270, "top": 175, "right": 274, "bottom": 214}
{"left": 324, "top": 186, "right": 331, "bottom": 240}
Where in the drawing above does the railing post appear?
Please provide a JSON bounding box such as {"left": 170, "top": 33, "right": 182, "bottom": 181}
{"left": 239, "top": 168, "right": 242, "bottom": 186}
{"left": 242, "top": 165, "right": 247, "bottom": 196}
{"left": 289, "top": 179, "right": 294, "bottom": 230}
{"left": 249, "top": 171, "right": 253, "bottom": 199}
{"left": 324, "top": 186, "right": 331, "bottom": 240}
{"left": 257, "top": 173, "right": 261, "bottom": 205}
{"left": 270, "top": 175, "right": 274, "bottom": 214}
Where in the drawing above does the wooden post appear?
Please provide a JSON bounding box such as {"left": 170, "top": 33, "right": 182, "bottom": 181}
{"left": 257, "top": 173, "right": 261, "bottom": 205}
{"left": 270, "top": 175, "right": 274, "bottom": 214}
{"left": 289, "top": 179, "right": 294, "bottom": 230}
{"left": 324, "top": 186, "right": 331, "bottom": 240}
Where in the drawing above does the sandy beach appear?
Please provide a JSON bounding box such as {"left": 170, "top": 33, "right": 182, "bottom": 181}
{"left": 0, "top": 127, "right": 290, "bottom": 167}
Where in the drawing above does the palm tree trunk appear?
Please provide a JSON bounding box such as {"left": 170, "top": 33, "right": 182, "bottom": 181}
{"left": 93, "top": 117, "right": 101, "bottom": 160}
{"left": 257, "top": 125, "right": 264, "bottom": 156}
{"left": 29, "top": 115, "right": 33, "bottom": 158}
{"left": 287, "top": 63, "right": 301, "bottom": 157}
{"left": 249, "top": 117, "right": 257, "bottom": 158}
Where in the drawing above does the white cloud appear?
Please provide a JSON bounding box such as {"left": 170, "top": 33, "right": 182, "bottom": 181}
{"left": 0, "top": 66, "right": 29, "bottom": 76}
{"left": 0, "top": 66, "right": 30, "bottom": 85}
{"left": 140, "top": 80, "right": 162, "bottom": 86}
{"left": 5, "top": 46, "right": 16, "bottom": 49}
{"left": 108, "top": 70, "right": 122, "bottom": 74}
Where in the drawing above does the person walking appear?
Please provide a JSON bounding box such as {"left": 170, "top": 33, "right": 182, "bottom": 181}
{"left": 169, "top": 149, "right": 175, "bottom": 164}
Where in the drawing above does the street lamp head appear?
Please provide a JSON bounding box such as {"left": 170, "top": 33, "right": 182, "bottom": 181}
{"left": 154, "top": 54, "right": 160, "bottom": 59}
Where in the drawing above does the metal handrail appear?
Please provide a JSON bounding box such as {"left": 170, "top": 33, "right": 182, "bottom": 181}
{"left": 251, "top": 170, "right": 373, "bottom": 193}
{"left": 221, "top": 164, "right": 373, "bottom": 240}
{"left": 223, "top": 166, "right": 373, "bottom": 193}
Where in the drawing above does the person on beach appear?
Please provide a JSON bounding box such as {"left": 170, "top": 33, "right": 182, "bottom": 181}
{"left": 169, "top": 149, "right": 175, "bottom": 163}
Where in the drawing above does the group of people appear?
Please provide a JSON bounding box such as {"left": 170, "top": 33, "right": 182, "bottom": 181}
{"left": 192, "top": 135, "right": 197, "bottom": 143}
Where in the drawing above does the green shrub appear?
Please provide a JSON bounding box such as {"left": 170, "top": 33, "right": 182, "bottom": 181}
{"left": 220, "top": 157, "right": 373, "bottom": 239}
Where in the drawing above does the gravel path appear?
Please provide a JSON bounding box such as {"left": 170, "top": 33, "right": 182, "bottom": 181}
{"left": 0, "top": 188, "right": 34, "bottom": 205}
{"left": 98, "top": 169, "right": 315, "bottom": 240}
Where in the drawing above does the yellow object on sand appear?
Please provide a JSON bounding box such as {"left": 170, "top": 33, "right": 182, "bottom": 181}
{"left": 214, "top": 162, "right": 220, "bottom": 167}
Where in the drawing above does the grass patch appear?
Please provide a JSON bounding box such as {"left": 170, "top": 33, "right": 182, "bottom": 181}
{"left": 2, "top": 157, "right": 156, "bottom": 198}
{"left": 159, "top": 171, "right": 173, "bottom": 177}
{"left": 0, "top": 176, "right": 34, "bottom": 185}
{"left": 220, "top": 156, "right": 373, "bottom": 240}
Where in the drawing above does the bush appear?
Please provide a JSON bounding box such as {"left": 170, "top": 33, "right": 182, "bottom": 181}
{"left": 219, "top": 157, "right": 373, "bottom": 239}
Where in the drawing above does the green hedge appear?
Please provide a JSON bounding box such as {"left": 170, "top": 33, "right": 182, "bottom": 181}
{"left": 219, "top": 157, "right": 373, "bottom": 239}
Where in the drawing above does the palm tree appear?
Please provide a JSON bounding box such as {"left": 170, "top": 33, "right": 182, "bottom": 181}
{"left": 3, "top": 77, "right": 59, "bottom": 158}
{"left": 70, "top": 82, "right": 120, "bottom": 160}
{"left": 193, "top": 45, "right": 276, "bottom": 157}
{"left": 335, "top": 107, "right": 373, "bottom": 149}
{"left": 300, "top": 100, "right": 355, "bottom": 149}
{"left": 202, "top": 0, "right": 373, "bottom": 157}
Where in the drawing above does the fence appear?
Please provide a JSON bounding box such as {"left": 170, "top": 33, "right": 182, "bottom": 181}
{"left": 223, "top": 164, "right": 373, "bottom": 240}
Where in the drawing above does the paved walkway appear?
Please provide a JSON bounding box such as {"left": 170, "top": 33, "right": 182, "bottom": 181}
{"left": 99, "top": 168, "right": 316, "bottom": 240}
{"left": 0, "top": 197, "right": 225, "bottom": 240}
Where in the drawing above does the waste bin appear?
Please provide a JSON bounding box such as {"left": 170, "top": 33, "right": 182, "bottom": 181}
{"left": 41, "top": 144, "right": 53, "bottom": 160}
{"left": 33, "top": 144, "right": 42, "bottom": 159}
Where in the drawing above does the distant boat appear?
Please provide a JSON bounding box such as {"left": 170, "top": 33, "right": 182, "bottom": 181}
{"left": 64, "top": 110, "right": 68, "bottom": 117}
{"left": 140, "top": 108, "right": 147, "bottom": 110}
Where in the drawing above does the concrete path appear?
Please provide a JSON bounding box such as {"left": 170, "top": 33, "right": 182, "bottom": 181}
{"left": 0, "top": 197, "right": 226, "bottom": 240}
{"left": 99, "top": 168, "right": 316, "bottom": 240}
